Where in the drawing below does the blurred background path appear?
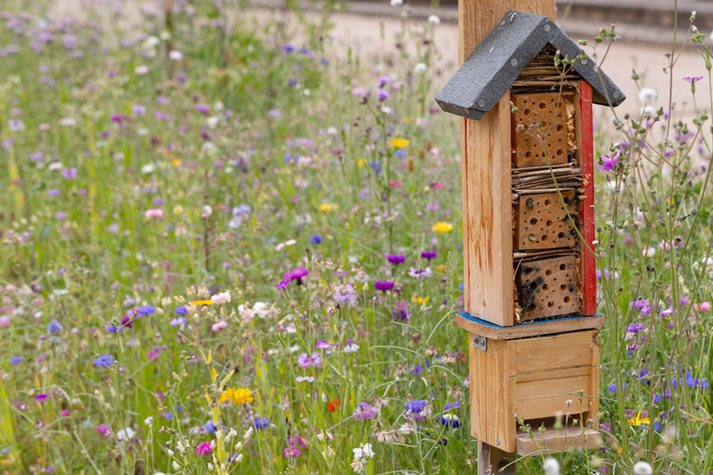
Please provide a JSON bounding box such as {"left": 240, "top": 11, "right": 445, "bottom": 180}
{"left": 50, "top": 0, "right": 710, "bottom": 116}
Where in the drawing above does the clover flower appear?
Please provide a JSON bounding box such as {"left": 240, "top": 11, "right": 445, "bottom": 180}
{"left": 354, "top": 402, "right": 377, "bottom": 421}
{"left": 283, "top": 434, "right": 307, "bottom": 459}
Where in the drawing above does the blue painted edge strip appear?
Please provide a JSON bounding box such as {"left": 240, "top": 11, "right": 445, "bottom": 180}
{"left": 456, "top": 311, "right": 603, "bottom": 329}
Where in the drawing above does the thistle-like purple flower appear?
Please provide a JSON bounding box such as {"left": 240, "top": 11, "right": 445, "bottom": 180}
{"left": 374, "top": 280, "right": 395, "bottom": 292}
{"left": 386, "top": 254, "right": 406, "bottom": 265}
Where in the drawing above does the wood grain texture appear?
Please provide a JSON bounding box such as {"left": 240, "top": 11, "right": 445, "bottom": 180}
{"left": 471, "top": 338, "right": 516, "bottom": 452}
{"left": 463, "top": 94, "right": 514, "bottom": 326}
{"left": 458, "top": 0, "right": 555, "bottom": 326}
{"left": 455, "top": 313, "right": 604, "bottom": 340}
{"left": 478, "top": 442, "right": 516, "bottom": 475}
{"left": 514, "top": 330, "right": 594, "bottom": 372}
{"left": 579, "top": 81, "right": 597, "bottom": 316}
{"left": 516, "top": 427, "right": 601, "bottom": 456}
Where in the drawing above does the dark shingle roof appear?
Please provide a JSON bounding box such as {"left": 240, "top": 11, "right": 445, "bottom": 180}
{"left": 435, "top": 11, "right": 625, "bottom": 120}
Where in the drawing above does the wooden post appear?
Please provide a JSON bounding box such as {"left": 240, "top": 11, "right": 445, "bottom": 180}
{"left": 458, "top": 0, "right": 556, "bottom": 472}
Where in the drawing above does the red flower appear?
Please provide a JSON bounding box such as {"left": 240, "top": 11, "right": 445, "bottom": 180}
{"left": 327, "top": 399, "right": 341, "bottom": 412}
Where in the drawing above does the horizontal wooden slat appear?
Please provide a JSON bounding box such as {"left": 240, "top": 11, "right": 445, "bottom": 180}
{"left": 514, "top": 375, "right": 593, "bottom": 420}
{"left": 516, "top": 427, "right": 601, "bottom": 456}
{"left": 514, "top": 365, "right": 591, "bottom": 383}
{"left": 514, "top": 330, "right": 595, "bottom": 373}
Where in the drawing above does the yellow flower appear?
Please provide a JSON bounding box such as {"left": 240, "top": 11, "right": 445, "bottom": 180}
{"left": 172, "top": 159, "right": 181, "bottom": 167}
{"left": 319, "top": 203, "right": 337, "bottom": 212}
{"left": 356, "top": 158, "right": 367, "bottom": 168}
{"left": 411, "top": 296, "right": 429, "bottom": 305}
{"left": 434, "top": 264, "right": 447, "bottom": 273}
{"left": 627, "top": 410, "right": 650, "bottom": 426}
{"left": 219, "top": 387, "right": 254, "bottom": 405}
{"left": 431, "top": 221, "right": 453, "bottom": 234}
{"left": 191, "top": 299, "right": 213, "bottom": 306}
{"left": 390, "top": 137, "right": 410, "bottom": 149}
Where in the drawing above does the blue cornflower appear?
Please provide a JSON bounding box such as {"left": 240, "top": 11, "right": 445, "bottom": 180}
{"left": 440, "top": 413, "right": 462, "bottom": 428}
{"left": 204, "top": 420, "right": 217, "bottom": 434}
{"left": 48, "top": 319, "right": 62, "bottom": 334}
{"left": 310, "top": 234, "right": 323, "bottom": 245}
{"left": 106, "top": 324, "right": 119, "bottom": 333}
{"left": 405, "top": 400, "right": 427, "bottom": 414}
{"left": 137, "top": 306, "right": 156, "bottom": 317}
{"left": 9, "top": 356, "right": 23, "bottom": 365}
{"left": 93, "top": 354, "right": 115, "bottom": 368}
{"left": 175, "top": 306, "right": 188, "bottom": 316}
{"left": 443, "top": 401, "right": 461, "bottom": 411}
{"left": 253, "top": 417, "right": 270, "bottom": 430}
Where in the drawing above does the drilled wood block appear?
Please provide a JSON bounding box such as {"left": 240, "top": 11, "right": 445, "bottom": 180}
{"left": 517, "top": 255, "right": 579, "bottom": 320}
{"left": 511, "top": 93, "right": 569, "bottom": 168}
{"left": 515, "top": 191, "right": 578, "bottom": 251}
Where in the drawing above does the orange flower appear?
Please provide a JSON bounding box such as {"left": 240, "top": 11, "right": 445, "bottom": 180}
{"left": 328, "top": 399, "right": 341, "bottom": 412}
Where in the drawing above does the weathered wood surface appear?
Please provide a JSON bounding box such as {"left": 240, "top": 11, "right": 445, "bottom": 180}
{"left": 516, "top": 427, "right": 601, "bottom": 456}
{"left": 469, "top": 329, "right": 601, "bottom": 457}
{"left": 459, "top": 0, "right": 556, "bottom": 328}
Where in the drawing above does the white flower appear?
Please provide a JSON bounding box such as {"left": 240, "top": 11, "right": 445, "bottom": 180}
{"left": 206, "top": 116, "right": 220, "bottom": 128}
{"left": 390, "top": 0, "right": 403, "bottom": 6}
{"left": 428, "top": 15, "right": 440, "bottom": 24}
{"left": 59, "top": 117, "right": 77, "bottom": 127}
{"left": 414, "top": 62, "right": 427, "bottom": 74}
{"left": 116, "top": 427, "right": 135, "bottom": 441}
{"left": 632, "top": 461, "right": 653, "bottom": 475}
{"left": 134, "top": 65, "right": 149, "bottom": 75}
{"left": 144, "top": 416, "right": 154, "bottom": 426}
{"left": 210, "top": 291, "right": 231, "bottom": 304}
{"left": 642, "top": 246, "right": 656, "bottom": 257}
{"left": 641, "top": 106, "right": 656, "bottom": 117}
{"left": 172, "top": 462, "right": 181, "bottom": 471}
{"left": 543, "top": 457, "right": 560, "bottom": 475}
{"left": 638, "top": 87, "right": 658, "bottom": 104}
{"left": 344, "top": 341, "right": 360, "bottom": 353}
{"left": 202, "top": 205, "right": 213, "bottom": 218}
{"left": 351, "top": 443, "right": 375, "bottom": 473}
{"left": 143, "top": 36, "right": 160, "bottom": 48}
{"left": 252, "top": 302, "right": 272, "bottom": 318}
{"left": 168, "top": 50, "right": 183, "bottom": 61}
{"left": 141, "top": 163, "right": 156, "bottom": 174}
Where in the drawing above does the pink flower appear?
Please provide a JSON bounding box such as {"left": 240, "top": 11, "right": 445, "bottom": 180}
{"left": 96, "top": 424, "right": 111, "bottom": 437}
{"left": 195, "top": 441, "right": 212, "bottom": 455}
{"left": 145, "top": 208, "right": 164, "bottom": 219}
{"left": 0, "top": 316, "right": 9, "bottom": 328}
{"left": 211, "top": 320, "right": 227, "bottom": 332}
{"left": 699, "top": 301, "right": 711, "bottom": 312}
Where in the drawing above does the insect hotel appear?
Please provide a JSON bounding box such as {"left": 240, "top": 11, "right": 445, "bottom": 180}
{"left": 436, "top": 7, "right": 625, "bottom": 470}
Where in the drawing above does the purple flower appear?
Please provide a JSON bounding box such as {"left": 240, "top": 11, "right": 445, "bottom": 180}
{"left": 195, "top": 442, "right": 212, "bottom": 455}
{"left": 315, "top": 340, "right": 334, "bottom": 350}
{"left": 133, "top": 104, "right": 146, "bottom": 116}
{"left": 353, "top": 401, "right": 377, "bottom": 420}
{"left": 175, "top": 306, "right": 188, "bottom": 315}
{"left": 333, "top": 284, "right": 357, "bottom": 306}
{"left": 374, "top": 280, "right": 395, "bottom": 292}
{"left": 96, "top": 424, "right": 111, "bottom": 437}
{"left": 386, "top": 254, "right": 406, "bottom": 265}
{"left": 443, "top": 401, "right": 461, "bottom": 411}
{"left": 283, "top": 434, "right": 307, "bottom": 459}
{"left": 253, "top": 417, "right": 270, "bottom": 430}
{"left": 93, "top": 354, "right": 115, "bottom": 368}
{"left": 62, "top": 168, "right": 77, "bottom": 179}
{"left": 204, "top": 420, "right": 217, "bottom": 434}
{"left": 405, "top": 400, "right": 427, "bottom": 413}
{"left": 420, "top": 250, "right": 437, "bottom": 260}
{"left": 297, "top": 352, "right": 321, "bottom": 368}
{"left": 377, "top": 75, "right": 390, "bottom": 88}
{"left": 392, "top": 301, "right": 410, "bottom": 321}
{"left": 47, "top": 319, "right": 62, "bottom": 334}
{"left": 310, "top": 234, "right": 323, "bottom": 245}
{"left": 9, "top": 356, "right": 23, "bottom": 365}
{"left": 377, "top": 89, "right": 389, "bottom": 102}
{"left": 683, "top": 76, "right": 703, "bottom": 83}
{"left": 195, "top": 103, "right": 210, "bottom": 114}
{"left": 35, "top": 393, "right": 49, "bottom": 402}
{"left": 282, "top": 267, "right": 309, "bottom": 286}
{"left": 599, "top": 151, "right": 620, "bottom": 172}
{"left": 137, "top": 305, "right": 156, "bottom": 317}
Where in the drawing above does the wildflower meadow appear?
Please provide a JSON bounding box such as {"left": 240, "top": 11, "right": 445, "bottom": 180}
{"left": 1, "top": 1, "right": 712, "bottom": 473}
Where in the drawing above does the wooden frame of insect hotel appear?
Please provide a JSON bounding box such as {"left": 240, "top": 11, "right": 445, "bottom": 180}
{"left": 435, "top": 4, "right": 625, "bottom": 472}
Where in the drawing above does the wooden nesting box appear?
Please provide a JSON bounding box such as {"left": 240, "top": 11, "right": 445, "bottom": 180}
{"left": 436, "top": 11, "right": 625, "bottom": 327}
{"left": 468, "top": 329, "right": 602, "bottom": 454}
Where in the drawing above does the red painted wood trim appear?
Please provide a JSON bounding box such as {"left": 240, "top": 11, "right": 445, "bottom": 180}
{"left": 579, "top": 81, "right": 596, "bottom": 316}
